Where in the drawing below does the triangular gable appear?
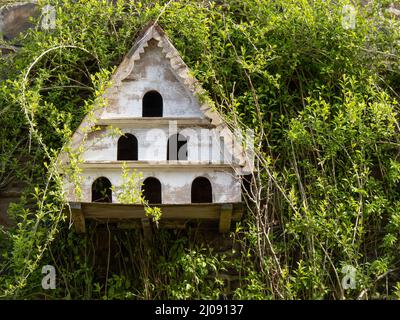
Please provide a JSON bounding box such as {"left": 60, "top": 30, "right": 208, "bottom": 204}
{"left": 59, "top": 22, "right": 251, "bottom": 173}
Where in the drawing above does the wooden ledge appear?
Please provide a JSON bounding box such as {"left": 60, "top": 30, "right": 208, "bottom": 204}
{"left": 67, "top": 202, "right": 244, "bottom": 234}
{"left": 80, "top": 161, "right": 242, "bottom": 169}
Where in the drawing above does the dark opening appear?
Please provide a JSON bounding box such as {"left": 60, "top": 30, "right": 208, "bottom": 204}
{"left": 92, "top": 177, "right": 112, "bottom": 203}
{"left": 191, "top": 177, "right": 212, "bottom": 203}
{"left": 142, "top": 177, "right": 162, "bottom": 204}
{"left": 142, "top": 90, "right": 163, "bottom": 117}
{"left": 241, "top": 174, "right": 253, "bottom": 197}
{"left": 167, "top": 134, "right": 188, "bottom": 160}
{"left": 117, "top": 133, "right": 138, "bottom": 160}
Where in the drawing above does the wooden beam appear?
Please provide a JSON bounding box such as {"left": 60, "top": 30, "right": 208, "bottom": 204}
{"left": 96, "top": 117, "right": 214, "bottom": 128}
{"left": 80, "top": 161, "right": 241, "bottom": 170}
{"left": 70, "top": 202, "right": 86, "bottom": 234}
{"left": 141, "top": 217, "right": 153, "bottom": 245}
{"left": 82, "top": 202, "right": 243, "bottom": 220}
{"left": 70, "top": 202, "right": 244, "bottom": 233}
{"left": 219, "top": 204, "right": 233, "bottom": 233}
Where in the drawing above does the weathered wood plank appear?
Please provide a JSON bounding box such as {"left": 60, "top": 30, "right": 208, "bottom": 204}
{"left": 68, "top": 202, "right": 244, "bottom": 232}
{"left": 81, "top": 202, "right": 243, "bottom": 221}
{"left": 80, "top": 161, "right": 240, "bottom": 169}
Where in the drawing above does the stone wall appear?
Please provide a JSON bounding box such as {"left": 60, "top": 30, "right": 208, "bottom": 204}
{"left": 0, "top": 1, "right": 38, "bottom": 41}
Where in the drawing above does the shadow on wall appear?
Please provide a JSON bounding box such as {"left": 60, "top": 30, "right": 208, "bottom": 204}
{"left": 0, "top": 183, "right": 24, "bottom": 228}
{"left": 0, "top": 201, "right": 11, "bottom": 227}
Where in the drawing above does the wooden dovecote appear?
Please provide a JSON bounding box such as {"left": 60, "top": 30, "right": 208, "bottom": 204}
{"left": 59, "top": 22, "right": 251, "bottom": 234}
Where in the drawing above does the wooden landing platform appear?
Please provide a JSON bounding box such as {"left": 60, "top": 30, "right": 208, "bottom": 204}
{"left": 68, "top": 202, "right": 244, "bottom": 234}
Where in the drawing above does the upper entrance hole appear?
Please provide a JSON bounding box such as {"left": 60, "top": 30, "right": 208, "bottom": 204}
{"left": 142, "top": 90, "right": 163, "bottom": 117}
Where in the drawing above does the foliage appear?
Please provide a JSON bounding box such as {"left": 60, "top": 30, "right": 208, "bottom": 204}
{"left": 114, "top": 163, "right": 162, "bottom": 223}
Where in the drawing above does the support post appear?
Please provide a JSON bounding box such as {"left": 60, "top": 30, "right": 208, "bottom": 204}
{"left": 219, "top": 204, "right": 233, "bottom": 233}
{"left": 70, "top": 202, "right": 86, "bottom": 234}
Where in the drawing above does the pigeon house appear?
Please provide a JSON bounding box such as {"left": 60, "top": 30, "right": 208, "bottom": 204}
{"left": 59, "top": 22, "right": 252, "bottom": 234}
